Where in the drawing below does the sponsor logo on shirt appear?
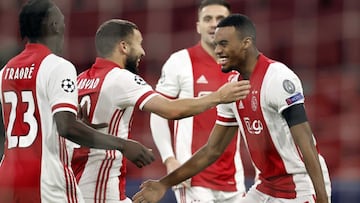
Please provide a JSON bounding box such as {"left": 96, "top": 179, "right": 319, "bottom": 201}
{"left": 238, "top": 100, "right": 244, "bottom": 109}
{"left": 196, "top": 75, "right": 208, "bottom": 84}
{"left": 285, "top": 92, "right": 304, "bottom": 105}
{"left": 243, "top": 117, "right": 263, "bottom": 135}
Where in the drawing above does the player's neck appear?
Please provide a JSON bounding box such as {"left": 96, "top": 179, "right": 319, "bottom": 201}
{"left": 201, "top": 41, "right": 217, "bottom": 61}
{"left": 36, "top": 37, "right": 61, "bottom": 55}
{"left": 241, "top": 49, "right": 260, "bottom": 77}
{"left": 106, "top": 55, "right": 125, "bottom": 68}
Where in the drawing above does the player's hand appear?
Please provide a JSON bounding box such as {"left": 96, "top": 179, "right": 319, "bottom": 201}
{"left": 122, "top": 139, "right": 155, "bottom": 168}
{"left": 164, "top": 157, "right": 190, "bottom": 189}
{"left": 217, "top": 80, "right": 250, "bottom": 103}
{"left": 78, "top": 101, "right": 108, "bottom": 129}
{"left": 133, "top": 180, "right": 167, "bottom": 203}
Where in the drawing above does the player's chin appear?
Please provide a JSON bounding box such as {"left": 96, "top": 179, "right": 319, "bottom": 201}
{"left": 221, "top": 65, "right": 232, "bottom": 73}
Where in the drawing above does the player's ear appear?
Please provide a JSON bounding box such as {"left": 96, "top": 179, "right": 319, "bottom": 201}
{"left": 242, "top": 37, "right": 252, "bottom": 49}
{"left": 196, "top": 21, "right": 201, "bottom": 34}
{"left": 50, "top": 21, "right": 59, "bottom": 34}
{"left": 47, "top": 18, "right": 63, "bottom": 36}
{"left": 118, "top": 41, "right": 128, "bottom": 54}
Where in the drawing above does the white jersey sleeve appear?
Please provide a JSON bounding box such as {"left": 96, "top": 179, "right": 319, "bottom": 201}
{"left": 263, "top": 62, "right": 305, "bottom": 114}
{"left": 216, "top": 102, "right": 238, "bottom": 127}
{"left": 155, "top": 49, "right": 192, "bottom": 97}
{"left": 108, "top": 69, "right": 157, "bottom": 110}
{"left": 42, "top": 54, "right": 78, "bottom": 115}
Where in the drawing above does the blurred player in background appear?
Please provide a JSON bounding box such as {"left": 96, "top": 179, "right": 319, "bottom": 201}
{"left": 150, "top": 0, "right": 247, "bottom": 202}
{"left": 134, "top": 14, "right": 331, "bottom": 203}
{"left": 71, "top": 19, "right": 250, "bottom": 203}
{"left": 0, "top": 0, "right": 155, "bottom": 202}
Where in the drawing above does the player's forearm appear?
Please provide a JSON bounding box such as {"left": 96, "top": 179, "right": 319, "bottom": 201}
{"left": 67, "top": 121, "right": 125, "bottom": 150}
{"left": 291, "top": 124, "right": 328, "bottom": 202}
{"left": 55, "top": 111, "right": 125, "bottom": 151}
{"left": 167, "top": 94, "right": 219, "bottom": 119}
{"left": 301, "top": 145, "right": 328, "bottom": 202}
{"left": 153, "top": 125, "right": 234, "bottom": 198}
{"left": 159, "top": 145, "right": 219, "bottom": 188}
{"left": 156, "top": 81, "right": 250, "bottom": 120}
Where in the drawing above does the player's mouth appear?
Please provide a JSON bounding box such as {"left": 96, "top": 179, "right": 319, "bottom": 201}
{"left": 217, "top": 57, "right": 228, "bottom": 66}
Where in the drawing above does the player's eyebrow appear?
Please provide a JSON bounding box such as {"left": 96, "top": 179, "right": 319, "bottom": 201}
{"left": 215, "top": 40, "right": 228, "bottom": 46}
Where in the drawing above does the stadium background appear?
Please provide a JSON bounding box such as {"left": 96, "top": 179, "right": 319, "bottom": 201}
{"left": 0, "top": 0, "right": 359, "bottom": 202}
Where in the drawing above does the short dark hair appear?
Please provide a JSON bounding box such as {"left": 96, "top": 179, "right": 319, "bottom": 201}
{"left": 19, "top": 0, "right": 52, "bottom": 41}
{"left": 95, "top": 19, "right": 139, "bottom": 57}
{"left": 217, "top": 14, "right": 256, "bottom": 42}
{"left": 198, "top": 0, "right": 231, "bottom": 13}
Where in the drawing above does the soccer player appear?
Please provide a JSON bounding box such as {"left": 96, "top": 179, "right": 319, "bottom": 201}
{"left": 150, "top": 0, "right": 246, "bottom": 202}
{"left": 0, "top": 1, "right": 155, "bottom": 202}
{"left": 133, "top": 14, "right": 332, "bottom": 203}
{"left": 71, "top": 19, "right": 250, "bottom": 203}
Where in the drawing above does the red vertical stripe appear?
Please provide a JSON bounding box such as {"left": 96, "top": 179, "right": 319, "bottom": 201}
{"left": 59, "top": 136, "right": 78, "bottom": 203}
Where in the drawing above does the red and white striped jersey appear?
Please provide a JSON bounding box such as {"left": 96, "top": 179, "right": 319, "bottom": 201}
{"left": 152, "top": 43, "right": 245, "bottom": 192}
{"left": 71, "top": 58, "right": 158, "bottom": 202}
{"left": 0, "top": 44, "right": 82, "bottom": 203}
{"left": 216, "top": 54, "right": 331, "bottom": 198}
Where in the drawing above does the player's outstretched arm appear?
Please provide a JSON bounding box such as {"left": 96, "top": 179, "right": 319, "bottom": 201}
{"left": 215, "top": 80, "right": 251, "bottom": 104}
{"left": 54, "top": 111, "right": 155, "bottom": 168}
{"left": 143, "top": 80, "right": 250, "bottom": 120}
{"left": 133, "top": 124, "right": 238, "bottom": 202}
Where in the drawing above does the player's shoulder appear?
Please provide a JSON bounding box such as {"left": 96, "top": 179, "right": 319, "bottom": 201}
{"left": 108, "top": 66, "right": 133, "bottom": 77}
{"left": 264, "top": 60, "right": 302, "bottom": 93}
{"left": 168, "top": 48, "right": 189, "bottom": 59}
{"left": 45, "top": 53, "right": 75, "bottom": 69}
{"left": 268, "top": 60, "right": 297, "bottom": 78}
{"left": 106, "top": 67, "right": 145, "bottom": 84}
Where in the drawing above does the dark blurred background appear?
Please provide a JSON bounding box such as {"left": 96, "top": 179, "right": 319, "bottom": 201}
{"left": 0, "top": 0, "right": 359, "bottom": 202}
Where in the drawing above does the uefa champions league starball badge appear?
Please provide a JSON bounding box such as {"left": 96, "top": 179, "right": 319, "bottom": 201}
{"left": 134, "top": 75, "right": 147, "bottom": 85}
{"left": 61, "top": 78, "right": 76, "bottom": 93}
{"left": 282, "top": 79, "right": 295, "bottom": 94}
